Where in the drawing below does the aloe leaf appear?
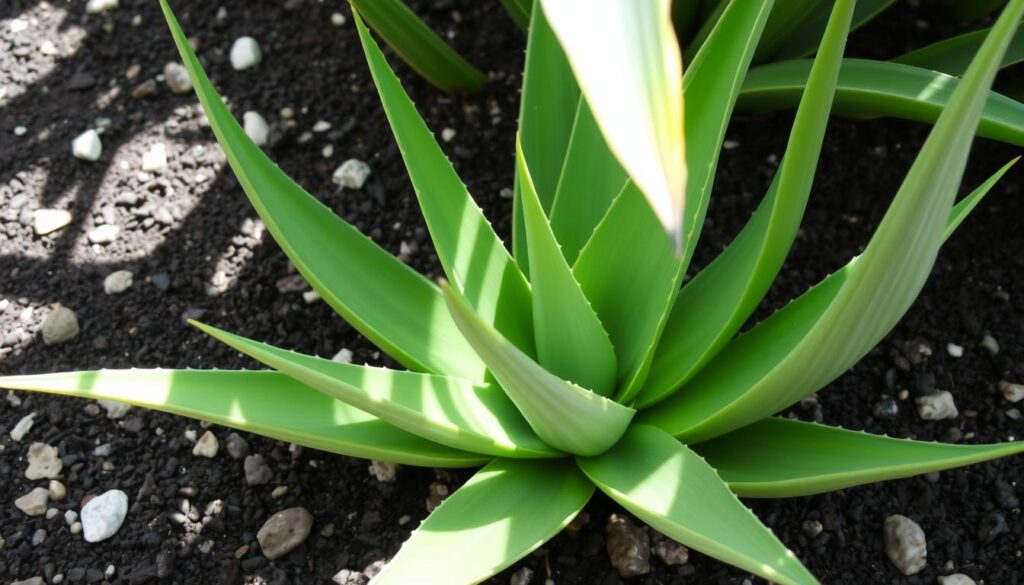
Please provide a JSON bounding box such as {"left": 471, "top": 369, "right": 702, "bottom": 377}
{"left": 349, "top": 0, "right": 485, "bottom": 93}
{"left": 643, "top": 0, "right": 1024, "bottom": 443}
{"left": 0, "top": 370, "right": 486, "bottom": 468}
{"left": 547, "top": 98, "right": 629, "bottom": 265}
{"left": 572, "top": 183, "right": 681, "bottom": 403}
{"left": 157, "top": 0, "right": 485, "bottom": 382}
{"left": 355, "top": 11, "right": 536, "bottom": 356}
{"left": 192, "top": 321, "right": 559, "bottom": 459}
{"left": 767, "top": 0, "right": 897, "bottom": 61}
{"left": 753, "top": 0, "right": 830, "bottom": 61}
{"left": 695, "top": 418, "right": 1024, "bottom": 498}
{"left": 638, "top": 0, "right": 854, "bottom": 408}
{"left": 372, "top": 458, "right": 593, "bottom": 585}
{"left": 498, "top": 0, "right": 532, "bottom": 30}
{"left": 678, "top": 0, "right": 775, "bottom": 270}
{"left": 737, "top": 58, "right": 1024, "bottom": 147}
{"left": 578, "top": 425, "right": 818, "bottom": 585}
{"left": 442, "top": 282, "right": 635, "bottom": 456}
{"left": 517, "top": 140, "right": 617, "bottom": 397}
{"left": 893, "top": 24, "right": 1024, "bottom": 77}
{"left": 541, "top": 0, "right": 687, "bottom": 248}
{"left": 512, "top": 3, "right": 581, "bottom": 274}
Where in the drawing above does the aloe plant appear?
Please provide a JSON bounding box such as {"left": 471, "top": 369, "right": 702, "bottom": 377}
{"left": 4, "top": 0, "right": 1024, "bottom": 583}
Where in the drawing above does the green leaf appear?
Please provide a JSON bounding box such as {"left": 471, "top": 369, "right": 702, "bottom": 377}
{"left": 498, "top": 0, "right": 532, "bottom": 31}
{"left": 737, "top": 58, "right": 1024, "bottom": 148}
{"left": 541, "top": 0, "right": 687, "bottom": 248}
{"left": 695, "top": 418, "right": 1024, "bottom": 498}
{"left": 578, "top": 425, "right": 818, "bottom": 585}
{"left": 372, "top": 458, "right": 593, "bottom": 584}
{"left": 512, "top": 3, "right": 581, "bottom": 274}
{"left": 349, "top": 0, "right": 485, "bottom": 93}
{"left": 768, "top": 0, "right": 897, "bottom": 61}
{"left": 754, "top": 0, "right": 830, "bottom": 62}
{"left": 893, "top": 24, "right": 1024, "bottom": 78}
{"left": 0, "top": 370, "right": 486, "bottom": 468}
{"left": 517, "top": 140, "right": 617, "bottom": 397}
{"left": 192, "top": 321, "right": 559, "bottom": 459}
{"left": 442, "top": 281, "right": 635, "bottom": 456}
{"left": 678, "top": 0, "right": 775, "bottom": 270}
{"left": 572, "top": 183, "right": 681, "bottom": 403}
{"left": 638, "top": 0, "right": 853, "bottom": 408}
{"left": 157, "top": 0, "right": 485, "bottom": 382}
{"left": 355, "top": 11, "right": 536, "bottom": 356}
{"left": 547, "top": 98, "right": 629, "bottom": 265}
{"left": 643, "top": 0, "right": 1024, "bottom": 443}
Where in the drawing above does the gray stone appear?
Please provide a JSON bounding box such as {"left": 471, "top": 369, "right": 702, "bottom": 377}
{"left": 332, "top": 159, "right": 371, "bottom": 189}
{"left": 103, "top": 270, "right": 134, "bottom": 295}
{"left": 884, "top": 514, "right": 927, "bottom": 575}
{"left": 25, "top": 442, "right": 62, "bottom": 479}
{"left": 141, "top": 142, "right": 168, "bottom": 172}
{"left": 938, "top": 574, "right": 977, "bottom": 585}
{"left": 72, "top": 129, "right": 102, "bottom": 161}
{"left": 11, "top": 578, "right": 45, "bottom": 585}
{"left": 49, "top": 480, "right": 67, "bottom": 501}
{"left": 163, "top": 62, "right": 192, "bottom": 94}
{"left": 42, "top": 307, "right": 80, "bottom": 345}
{"left": 244, "top": 455, "right": 273, "bottom": 486}
{"left": 915, "top": 391, "right": 958, "bottom": 420}
{"left": 1000, "top": 381, "right": 1024, "bottom": 403}
{"left": 97, "top": 399, "right": 132, "bottom": 419}
{"left": 331, "top": 569, "right": 367, "bottom": 585}
{"left": 606, "top": 514, "right": 650, "bottom": 578}
{"left": 15, "top": 487, "right": 49, "bottom": 516}
{"left": 81, "top": 490, "right": 129, "bottom": 543}
{"left": 225, "top": 432, "right": 250, "bottom": 460}
{"left": 88, "top": 224, "right": 120, "bottom": 244}
{"left": 10, "top": 412, "right": 36, "bottom": 441}
{"left": 651, "top": 531, "right": 689, "bottom": 566}
{"left": 257, "top": 507, "right": 313, "bottom": 560}
{"left": 979, "top": 334, "right": 1000, "bottom": 355}
{"left": 368, "top": 460, "right": 398, "bottom": 483}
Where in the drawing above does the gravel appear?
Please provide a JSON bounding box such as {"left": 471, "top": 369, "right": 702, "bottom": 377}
{"left": 883, "top": 515, "right": 927, "bottom": 575}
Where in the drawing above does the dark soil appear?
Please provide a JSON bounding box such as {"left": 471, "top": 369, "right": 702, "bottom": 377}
{"left": 1, "top": 1, "right": 1023, "bottom": 584}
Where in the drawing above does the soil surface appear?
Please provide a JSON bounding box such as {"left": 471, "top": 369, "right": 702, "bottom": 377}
{"left": 2, "top": 1, "right": 1023, "bottom": 584}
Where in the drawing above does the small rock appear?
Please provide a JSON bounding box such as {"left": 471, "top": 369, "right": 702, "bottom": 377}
{"left": 884, "top": 515, "right": 927, "bottom": 575}
{"left": 331, "top": 13, "right": 347, "bottom": 26}
{"left": 511, "top": 567, "right": 533, "bottom": 585}
{"left": 332, "top": 159, "right": 371, "bottom": 189}
{"left": 651, "top": 531, "right": 688, "bottom": 566}
{"left": 163, "top": 62, "right": 192, "bottom": 94}
{"left": 369, "top": 460, "right": 398, "bottom": 483}
{"left": 332, "top": 348, "right": 353, "bottom": 363}
{"left": 142, "top": 142, "right": 168, "bottom": 172}
{"left": 11, "top": 578, "right": 44, "bottom": 585}
{"left": 938, "top": 574, "right": 977, "bottom": 585}
{"left": 81, "top": 489, "right": 129, "bottom": 543}
{"left": 25, "top": 442, "right": 62, "bottom": 479}
{"left": 14, "top": 125, "right": 28, "bottom": 136}
{"left": 915, "top": 391, "right": 958, "bottom": 420}
{"left": 607, "top": 514, "right": 650, "bottom": 577}
{"left": 72, "top": 129, "right": 102, "bottom": 161}
{"left": 313, "top": 120, "right": 332, "bottom": 133}
{"left": 271, "top": 485, "right": 289, "bottom": 499}
{"left": 257, "top": 507, "right": 313, "bottom": 560}
{"left": 192, "top": 430, "right": 219, "bottom": 458}
{"left": 85, "top": 0, "right": 119, "bottom": 13}
{"left": 65, "top": 510, "right": 79, "bottom": 525}
{"left": 245, "top": 455, "right": 273, "bottom": 486}
{"left": 70, "top": 522, "right": 82, "bottom": 534}
{"left": 42, "top": 307, "right": 80, "bottom": 345}
{"left": 999, "top": 381, "right": 1024, "bottom": 403}
{"left": 946, "top": 343, "right": 964, "bottom": 358}
{"left": 10, "top": 412, "right": 36, "bottom": 441}
{"left": 132, "top": 79, "right": 157, "bottom": 99}
{"left": 426, "top": 482, "right": 449, "bottom": 512}
{"left": 225, "top": 432, "right": 250, "bottom": 459}
{"left": 33, "top": 209, "right": 73, "bottom": 235}
{"left": 230, "top": 37, "right": 262, "bottom": 70}
{"left": 88, "top": 224, "right": 121, "bottom": 244}
{"left": 332, "top": 569, "right": 366, "bottom": 585}
{"left": 97, "top": 399, "right": 132, "bottom": 419}
{"left": 802, "top": 519, "right": 824, "bottom": 538}
{"left": 979, "top": 334, "right": 1000, "bottom": 355}
{"left": 873, "top": 398, "right": 899, "bottom": 419}
{"left": 15, "top": 487, "right": 50, "bottom": 516}
{"left": 49, "top": 480, "right": 67, "bottom": 501}
{"left": 441, "top": 128, "right": 457, "bottom": 142}
{"left": 243, "top": 111, "right": 270, "bottom": 146}
{"left": 103, "top": 270, "right": 134, "bottom": 295}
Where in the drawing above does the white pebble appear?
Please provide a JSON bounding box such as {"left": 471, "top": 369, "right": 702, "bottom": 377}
{"left": 103, "top": 270, "right": 134, "bottom": 295}
{"left": 97, "top": 399, "right": 132, "bottom": 419}
{"left": 979, "top": 334, "right": 1000, "bottom": 355}
{"left": 332, "top": 159, "right": 371, "bottom": 189}
{"left": 81, "top": 490, "right": 128, "bottom": 543}
{"left": 884, "top": 515, "right": 926, "bottom": 575}
{"left": 322, "top": 144, "right": 334, "bottom": 159}
{"left": 303, "top": 290, "right": 321, "bottom": 304}
{"left": 10, "top": 412, "right": 36, "bottom": 441}
{"left": 192, "top": 430, "right": 219, "bottom": 458}
{"left": 163, "top": 62, "right": 193, "bottom": 94}
{"left": 141, "top": 143, "right": 168, "bottom": 172}
{"left": 10, "top": 19, "right": 28, "bottom": 33}
{"left": 64, "top": 510, "right": 79, "bottom": 525}
{"left": 369, "top": 460, "right": 398, "bottom": 483}
{"left": 938, "top": 574, "right": 977, "bottom": 585}
{"left": 331, "top": 12, "right": 347, "bottom": 26}
{"left": 33, "top": 209, "right": 73, "bottom": 236}
{"left": 85, "top": 0, "right": 119, "bottom": 14}
{"left": 230, "top": 37, "right": 262, "bottom": 70}
{"left": 332, "top": 348, "right": 353, "bottom": 363}
{"left": 14, "top": 126, "right": 27, "bottom": 136}
{"left": 243, "top": 111, "right": 269, "bottom": 147}
{"left": 72, "top": 129, "right": 102, "bottom": 161}
{"left": 88, "top": 224, "right": 121, "bottom": 244}
{"left": 915, "top": 390, "right": 958, "bottom": 421}
{"left": 946, "top": 343, "right": 964, "bottom": 358}
{"left": 999, "top": 381, "right": 1024, "bottom": 403}
{"left": 441, "top": 127, "right": 456, "bottom": 142}
{"left": 313, "top": 120, "right": 332, "bottom": 133}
